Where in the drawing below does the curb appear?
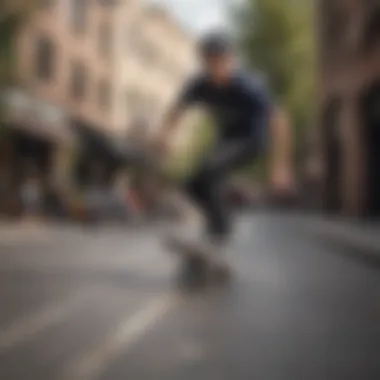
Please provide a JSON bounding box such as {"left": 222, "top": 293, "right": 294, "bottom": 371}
{"left": 309, "top": 219, "right": 380, "bottom": 267}
{"left": 0, "top": 224, "right": 51, "bottom": 245}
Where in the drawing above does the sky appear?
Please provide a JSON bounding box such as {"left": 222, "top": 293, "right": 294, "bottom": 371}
{"left": 154, "top": 0, "right": 239, "bottom": 35}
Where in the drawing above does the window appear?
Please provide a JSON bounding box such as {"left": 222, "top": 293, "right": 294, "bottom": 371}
{"left": 35, "top": 36, "right": 55, "bottom": 81}
{"left": 70, "top": 0, "right": 87, "bottom": 35}
{"left": 98, "top": 21, "right": 112, "bottom": 59}
{"left": 98, "top": 79, "right": 112, "bottom": 111}
{"left": 69, "top": 61, "right": 87, "bottom": 100}
{"left": 98, "top": 0, "right": 119, "bottom": 6}
{"left": 362, "top": 7, "right": 380, "bottom": 52}
{"left": 40, "top": 0, "right": 55, "bottom": 7}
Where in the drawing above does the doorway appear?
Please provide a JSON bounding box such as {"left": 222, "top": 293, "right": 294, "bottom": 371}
{"left": 360, "top": 80, "right": 380, "bottom": 218}
{"left": 2, "top": 128, "right": 55, "bottom": 216}
{"left": 11, "top": 130, "right": 54, "bottom": 183}
{"left": 322, "top": 98, "right": 342, "bottom": 212}
{"left": 362, "top": 6, "right": 380, "bottom": 52}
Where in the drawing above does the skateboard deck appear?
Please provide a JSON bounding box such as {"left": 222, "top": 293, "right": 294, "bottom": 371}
{"left": 164, "top": 235, "right": 212, "bottom": 263}
{"left": 164, "top": 235, "right": 231, "bottom": 281}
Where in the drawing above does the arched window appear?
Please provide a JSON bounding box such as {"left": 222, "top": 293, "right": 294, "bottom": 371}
{"left": 70, "top": 0, "right": 87, "bottom": 35}
{"left": 362, "top": 7, "right": 380, "bottom": 52}
{"left": 98, "top": 21, "right": 112, "bottom": 60}
{"left": 69, "top": 60, "right": 88, "bottom": 100}
{"left": 35, "top": 36, "right": 55, "bottom": 81}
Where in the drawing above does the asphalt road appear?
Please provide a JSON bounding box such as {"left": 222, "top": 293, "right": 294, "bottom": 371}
{"left": 0, "top": 214, "right": 379, "bottom": 380}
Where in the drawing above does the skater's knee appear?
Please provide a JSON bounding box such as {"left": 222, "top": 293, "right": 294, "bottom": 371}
{"left": 210, "top": 219, "right": 231, "bottom": 239}
{"left": 185, "top": 175, "right": 211, "bottom": 200}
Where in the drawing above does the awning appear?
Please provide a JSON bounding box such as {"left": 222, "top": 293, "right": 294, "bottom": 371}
{"left": 2, "top": 88, "right": 74, "bottom": 145}
{"left": 7, "top": 120, "right": 74, "bottom": 145}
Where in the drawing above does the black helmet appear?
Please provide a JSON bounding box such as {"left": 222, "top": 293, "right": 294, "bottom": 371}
{"left": 198, "top": 31, "right": 234, "bottom": 58}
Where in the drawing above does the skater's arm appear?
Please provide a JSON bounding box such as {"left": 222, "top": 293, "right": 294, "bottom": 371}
{"left": 157, "top": 76, "right": 204, "bottom": 143}
{"left": 246, "top": 75, "right": 292, "bottom": 171}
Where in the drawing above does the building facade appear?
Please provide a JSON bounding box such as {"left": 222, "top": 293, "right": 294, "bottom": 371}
{"left": 13, "top": 0, "right": 195, "bottom": 135}
{"left": 120, "top": 3, "right": 197, "bottom": 142}
{"left": 1, "top": 0, "right": 196, "bottom": 213}
{"left": 317, "top": 0, "right": 380, "bottom": 218}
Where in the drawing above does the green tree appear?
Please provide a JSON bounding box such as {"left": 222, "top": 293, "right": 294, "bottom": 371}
{"left": 236, "top": 0, "right": 316, "bottom": 177}
{"left": 165, "top": 118, "right": 214, "bottom": 180}
{"left": 0, "top": 0, "right": 39, "bottom": 134}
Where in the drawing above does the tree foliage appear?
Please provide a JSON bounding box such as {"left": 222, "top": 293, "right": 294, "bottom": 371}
{"left": 165, "top": 118, "right": 214, "bottom": 180}
{"left": 0, "top": 0, "right": 39, "bottom": 133}
{"left": 0, "top": 0, "right": 39, "bottom": 83}
{"left": 170, "top": 0, "right": 316, "bottom": 181}
{"left": 236, "top": 0, "right": 316, "bottom": 172}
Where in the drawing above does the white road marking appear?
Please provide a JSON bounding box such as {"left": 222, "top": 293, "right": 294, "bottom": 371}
{"left": 0, "top": 234, "right": 166, "bottom": 272}
{"left": 60, "top": 295, "right": 175, "bottom": 380}
{"left": 0, "top": 291, "right": 90, "bottom": 353}
{"left": 5, "top": 249, "right": 167, "bottom": 278}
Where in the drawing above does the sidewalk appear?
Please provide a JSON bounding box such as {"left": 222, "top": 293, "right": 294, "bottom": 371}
{"left": 0, "top": 221, "right": 51, "bottom": 245}
{"left": 304, "top": 215, "right": 380, "bottom": 263}
{"left": 0, "top": 219, "right": 170, "bottom": 246}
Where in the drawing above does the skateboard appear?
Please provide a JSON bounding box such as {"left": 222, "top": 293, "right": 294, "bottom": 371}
{"left": 164, "top": 235, "right": 231, "bottom": 283}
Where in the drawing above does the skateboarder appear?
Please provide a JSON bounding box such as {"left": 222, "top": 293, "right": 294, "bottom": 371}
{"left": 154, "top": 31, "right": 293, "bottom": 268}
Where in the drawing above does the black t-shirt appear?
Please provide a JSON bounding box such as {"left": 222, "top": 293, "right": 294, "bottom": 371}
{"left": 177, "top": 71, "right": 273, "bottom": 140}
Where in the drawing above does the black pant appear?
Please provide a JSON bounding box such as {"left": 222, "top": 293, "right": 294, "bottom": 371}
{"left": 184, "top": 137, "right": 262, "bottom": 242}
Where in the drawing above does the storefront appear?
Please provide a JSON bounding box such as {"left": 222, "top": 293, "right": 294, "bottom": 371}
{"left": 71, "top": 119, "right": 128, "bottom": 189}
{"left": 360, "top": 80, "right": 380, "bottom": 218}
{"left": 0, "top": 88, "right": 73, "bottom": 216}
